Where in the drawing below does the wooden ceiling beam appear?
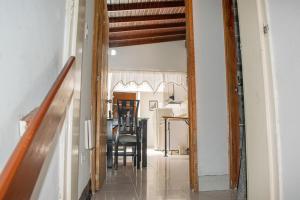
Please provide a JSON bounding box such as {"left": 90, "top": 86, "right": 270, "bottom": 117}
{"left": 109, "top": 22, "right": 186, "bottom": 32}
{"left": 109, "top": 13, "right": 185, "bottom": 23}
{"left": 109, "top": 29, "right": 186, "bottom": 40}
{"left": 108, "top": 1, "right": 185, "bottom": 11}
{"left": 109, "top": 34, "right": 186, "bottom": 47}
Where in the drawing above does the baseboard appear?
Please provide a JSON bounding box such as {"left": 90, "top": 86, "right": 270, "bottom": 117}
{"left": 79, "top": 179, "right": 92, "bottom": 200}
{"left": 199, "top": 175, "right": 230, "bottom": 191}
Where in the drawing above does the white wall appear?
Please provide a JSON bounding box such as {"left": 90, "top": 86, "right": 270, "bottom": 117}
{"left": 267, "top": 1, "right": 300, "bottom": 199}
{"left": 193, "top": 0, "right": 229, "bottom": 190}
{"left": 37, "top": 139, "right": 61, "bottom": 200}
{"left": 109, "top": 41, "right": 187, "bottom": 72}
{"left": 37, "top": 121, "right": 67, "bottom": 200}
{"left": 0, "top": 0, "right": 66, "bottom": 171}
{"left": 78, "top": 0, "right": 94, "bottom": 196}
{"left": 0, "top": 0, "right": 93, "bottom": 198}
{"left": 0, "top": 0, "right": 69, "bottom": 198}
{"left": 39, "top": 0, "right": 94, "bottom": 198}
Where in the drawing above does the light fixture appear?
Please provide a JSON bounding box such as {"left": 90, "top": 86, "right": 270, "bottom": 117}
{"left": 110, "top": 49, "right": 117, "bottom": 56}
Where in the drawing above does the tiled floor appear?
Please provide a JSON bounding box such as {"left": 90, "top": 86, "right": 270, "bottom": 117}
{"left": 93, "top": 150, "right": 236, "bottom": 200}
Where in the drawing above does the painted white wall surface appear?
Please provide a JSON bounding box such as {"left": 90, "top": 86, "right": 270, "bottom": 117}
{"left": 0, "top": 0, "right": 66, "bottom": 171}
{"left": 0, "top": 0, "right": 93, "bottom": 198}
{"left": 267, "top": 1, "right": 300, "bottom": 199}
{"left": 193, "top": 0, "right": 229, "bottom": 190}
{"left": 237, "top": 0, "right": 273, "bottom": 198}
{"left": 37, "top": 134, "right": 62, "bottom": 200}
{"left": 37, "top": 119, "right": 68, "bottom": 200}
{"left": 109, "top": 41, "right": 187, "bottom": 72}
{"left": 77, "top": 0, "right": 94, "bottom": 196}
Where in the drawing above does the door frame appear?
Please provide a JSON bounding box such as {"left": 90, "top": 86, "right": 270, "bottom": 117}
{"left": 185, "top": 0, "right": 199, "bottom": 192}
{"left": 91, "top": 0, "right": 109, "bottom": 192}
{"left": 90, "top": 0, "right": 99, "bottom": 192}
{"left": 89, "top": 0, "right": 201, "bottom": 192}
{"left": 222, "top": 0, "right": 241, "bottom": 189}
{"left": 177, "top": 0, "right": 240, "bottom": 191}
{"left": 237, "top": 0, "right": 280, "bottom": 199}
{"left": 186, "top": 0, "right": 241, "bottom": 192}
{"left": 89, "top": 0, "right": 277, "bottom": 194}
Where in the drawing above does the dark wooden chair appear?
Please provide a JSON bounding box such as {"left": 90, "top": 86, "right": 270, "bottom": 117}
{"left": 114, "top": 99, "right": 141, "bottom": 169}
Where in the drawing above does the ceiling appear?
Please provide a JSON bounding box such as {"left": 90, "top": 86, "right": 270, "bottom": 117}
{"left": 107, "top": 0, "right": 186, "bottom": 48}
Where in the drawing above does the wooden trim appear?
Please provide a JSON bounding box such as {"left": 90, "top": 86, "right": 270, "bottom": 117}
{"left": 109, "top": 34, "right": 186, "bottom": 47}
{"left": 222, "top": 0, "right": 240, "bottom": 189}
{"left": 109, "top": 29, "right": 186, "bottom": 40}
{"left": 109, "top": 22, "right": 186, "bottom": 32}
{"left": 93, "top": 0, "right": 109, "bottom": 191}
{"left": 108, "top": 1, "right": 185, "bottom": 11}
{"left": 109, "top": 13, "right": 185, "bottom": 23}
{"left": 90, "top": 0, "right": 100, "bottom": 193}
{"left": 0, "top": 57, "right": 76, "bottom": 199}
{"left": 185, "top": 0, "right": 199, "bottom": 192}
{"left": 94, "top": 0, "right": 105, "bottom": 190}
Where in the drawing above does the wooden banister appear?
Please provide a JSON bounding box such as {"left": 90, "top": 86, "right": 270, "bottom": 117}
{"left": 0, "top": 56, "right": 76, "bottom": 200}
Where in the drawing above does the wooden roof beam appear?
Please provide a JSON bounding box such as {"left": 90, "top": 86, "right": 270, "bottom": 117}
{"left": 109, "top": 29, "right": 186, "bottom": 40}
{"left": 108, "top": 1, "right": 185, "bottom": 11}
{"left": 109, "top": 22, "right": 186, "bottom": 32}
{"left": 109, "top": 34, "right": 186, "bottom": 47}
{"left": 109, "top": 13, "right": 185, "bottom": 23}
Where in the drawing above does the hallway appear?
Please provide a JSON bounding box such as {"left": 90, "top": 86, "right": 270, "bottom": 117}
{"left": 93, "top": 150, "right": 236, "bottom": 200}
{"left": 2, "top": 0, "right": 298, "bottom": 199}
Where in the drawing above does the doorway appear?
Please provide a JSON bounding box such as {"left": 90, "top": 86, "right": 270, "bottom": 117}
{"left": 92, "top": 0, "right": 251, "bottom": 196}
{"left": 106, "top": 59, "right": 192, "bottom": 199}
{"left": 104, "top": 0, "right": 193, "bottom": 197}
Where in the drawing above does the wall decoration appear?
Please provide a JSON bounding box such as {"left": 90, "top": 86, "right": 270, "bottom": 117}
{"left": 149, "top": 100, "right": 158, "bottom": 111}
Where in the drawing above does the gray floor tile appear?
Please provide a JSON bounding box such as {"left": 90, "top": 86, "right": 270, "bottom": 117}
{"left": 93, "top": 150, "right": 236, "bottom": 200}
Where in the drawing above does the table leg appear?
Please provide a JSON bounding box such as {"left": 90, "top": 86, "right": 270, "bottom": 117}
{"left": 137, "top": 127, "right": 141, "bottom": 169}
{"left": 165, "top": 118, "right": 168, "bottom": 157}
{"left": 168, "top": 121, "right": 171, "bottom": 152}
{"left": 141, "top": 120, "right": 147, "bottom": 167}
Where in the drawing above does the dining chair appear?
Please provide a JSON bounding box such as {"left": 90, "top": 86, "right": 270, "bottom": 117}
{"left": 114, "top": 99, "right": 141, "bottom": 169}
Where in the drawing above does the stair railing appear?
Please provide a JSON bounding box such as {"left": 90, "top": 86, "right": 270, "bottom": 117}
{"left": 0, "top": 56, "right": 76, "bottom": 199}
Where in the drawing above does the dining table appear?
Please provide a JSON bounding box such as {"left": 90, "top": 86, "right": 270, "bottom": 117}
{"left": 161, "top": 116, "right": 189, "bottom": 157}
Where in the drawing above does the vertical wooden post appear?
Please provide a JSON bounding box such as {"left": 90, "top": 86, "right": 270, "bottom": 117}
{"left": 91, "top": 0, "right": 109, "bottom": 191}
{"left": 185, "top": 0, "right": 199, "bottom": 192}
{"left": 222, "top": 0, "right": 241, "bottom": 189}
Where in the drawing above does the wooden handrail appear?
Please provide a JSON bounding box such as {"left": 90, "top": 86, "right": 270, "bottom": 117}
{"left": 0, "top": 56, "right": 76, "bottom": 199}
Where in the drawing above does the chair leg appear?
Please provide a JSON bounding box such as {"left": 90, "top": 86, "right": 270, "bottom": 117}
{"left": 132, "top": 147, "right": 135, "bottom": 164}
{"left": 114, "top": 143, "right": 118, "bottom": 170}
{"left": 137, "top": 142, "right": 141, "bottom": 169}
{"left": 123, "top": 146, "right": 127, "bottom": 166}
{"left": 133, "top": 146, "right": 136, "bottom": 167}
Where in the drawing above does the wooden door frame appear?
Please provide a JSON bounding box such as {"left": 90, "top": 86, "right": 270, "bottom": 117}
{"left": 186, "top": 0, "right": 243, "bottom": 192}
{"left": 185, "top": 0, "right": 199, "bottom": 192}
{"left": 222, "top": 0, "right": 241, "bottom": 189}
{"left": 91, "top": 0, "right": 109, "bottom": 192}
{"left": 90, "top": 0, "right": 202, "bottom": 192}
{"left": 90, "top": 0, "right": 99, "bottom": 192}
{"left": 89, "top": 0, "right": 240, "bottom": 193}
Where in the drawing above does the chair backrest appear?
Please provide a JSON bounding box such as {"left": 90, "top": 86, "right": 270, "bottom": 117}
{"left": 117, "top": 99, "right": 140, "bottom": 135}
